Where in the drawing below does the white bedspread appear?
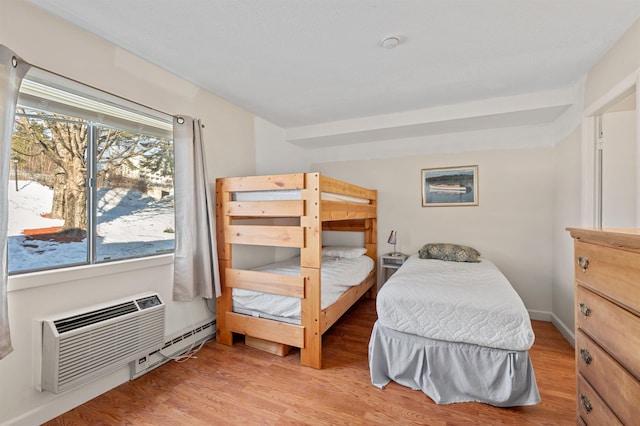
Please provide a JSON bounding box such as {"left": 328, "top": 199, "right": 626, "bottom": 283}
{"left": 376, "top": 256, "right": 534, "bottom": 351}
{"left": 233, "top": 255, "right": 374, "bottom": 321}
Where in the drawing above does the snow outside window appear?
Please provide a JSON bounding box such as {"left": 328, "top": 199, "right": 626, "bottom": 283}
{"left": 7, "top": 70, "right": 174, "bottom": 274}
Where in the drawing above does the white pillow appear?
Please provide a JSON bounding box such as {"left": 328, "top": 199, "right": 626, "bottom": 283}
{"left": 322, "top": 246, "right": 367, "bottom": 258}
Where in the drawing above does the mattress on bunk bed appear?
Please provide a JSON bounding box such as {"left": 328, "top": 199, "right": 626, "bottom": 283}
{"left": 376, "top": 255, "right": 535, "bottom": 351}
{"left": 232, "top": 189, "right": 370, "bottom": 204}
{"left": 233, "top": 255, "right": 374, "bottom": 324}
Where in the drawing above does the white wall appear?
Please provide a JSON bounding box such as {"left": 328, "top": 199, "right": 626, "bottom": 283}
{"left": 312, "top": 143, "right": 554, "bottom": 317}
{"left": 602, "top": 110, "right": 637, "bottom": 228}
{"left": 255, "top": 116, "right": 308, "bottom": 175}
{"left": 0, "top": 2, "right": 256, "bottom": 425}
{"left": 551, "top": 127, "right": 581, "bottom": 342}
{"left": 585, "top": 20, "right": 640, "bottom": 109}
{"left": 253, "top": 96, "right": 559, "bottom": 317}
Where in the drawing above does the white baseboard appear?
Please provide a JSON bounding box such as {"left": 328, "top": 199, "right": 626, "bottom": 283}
{"left": 527, "top": 309, "right": 552, "bottom": 321}
{"left": 528, "top": 309, "right": 574, "bottom": 347}
{"left": 551, "top": 314, "right": 575, "bottom": 347}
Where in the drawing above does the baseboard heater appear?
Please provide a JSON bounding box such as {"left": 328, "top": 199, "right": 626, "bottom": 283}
{"left": 130, "top": 318, "right": 216, "bottom": 379}
{"left": 40, "top": 293, "right": 165, "bottom": 394}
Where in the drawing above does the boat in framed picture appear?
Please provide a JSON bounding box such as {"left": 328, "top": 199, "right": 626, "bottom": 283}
{"left": 421, "top": 165, "right": 478, "bottom": 207}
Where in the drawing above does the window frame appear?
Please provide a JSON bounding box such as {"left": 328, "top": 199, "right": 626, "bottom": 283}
{"left": 8, "top": 69, "right": 175, "bottom": 276}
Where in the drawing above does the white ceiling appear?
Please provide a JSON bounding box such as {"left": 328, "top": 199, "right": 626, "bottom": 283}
{"left": 28, "top": 0, "right": 640, "bottom": 144}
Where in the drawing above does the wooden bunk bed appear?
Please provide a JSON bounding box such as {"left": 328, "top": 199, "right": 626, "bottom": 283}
{"left": 215, "top": 172, "right": 377, "bottom": 368}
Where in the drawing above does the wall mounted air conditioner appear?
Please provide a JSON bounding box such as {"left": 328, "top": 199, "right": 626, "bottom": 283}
{"left": 39, "top": 293, "right": 165, "bottom": 394}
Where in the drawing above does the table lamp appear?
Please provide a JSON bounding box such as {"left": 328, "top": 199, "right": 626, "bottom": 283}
{"left": 387, "top": 230, "right": 399, "bottom": 256}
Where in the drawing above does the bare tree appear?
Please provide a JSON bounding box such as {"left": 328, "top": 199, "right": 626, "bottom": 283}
{"left": 13, "top": 108, "right": 172, "bottom": 236}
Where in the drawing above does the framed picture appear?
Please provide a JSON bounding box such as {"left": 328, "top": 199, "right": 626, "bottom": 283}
{"left": 421, "top": 165, "right": 478, "bottom": 207}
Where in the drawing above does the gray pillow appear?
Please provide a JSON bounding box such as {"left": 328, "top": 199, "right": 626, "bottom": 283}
{"left": 418, "top": 243, "right": 481, "bottom": 262}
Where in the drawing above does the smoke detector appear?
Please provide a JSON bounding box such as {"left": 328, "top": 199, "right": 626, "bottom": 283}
{"left": 380, "top": 36, "right": 400, "bottom": 49}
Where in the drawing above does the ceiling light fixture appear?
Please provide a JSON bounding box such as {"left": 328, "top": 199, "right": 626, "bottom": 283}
{"left": 380, "top": 36, "right": 400, "bottom": 49}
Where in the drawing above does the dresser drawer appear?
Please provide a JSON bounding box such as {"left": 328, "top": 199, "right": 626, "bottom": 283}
{"left": 577, "top": 374, "right": 622, "bottom": 425}
{"left": 574, "top": 240, "right": 640, "bottom": 314}
{"left": 576, "top": 285, "right": 640, "bottom": 380}
{"left": 576, "top": 330, "right": 640, "bottom": 425}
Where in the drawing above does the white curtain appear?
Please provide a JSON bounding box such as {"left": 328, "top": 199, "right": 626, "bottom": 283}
{"left": 0, "top": 45, "right": 30, "bottom": 360}
{"left": 173, "top": 116, "right": 220, "bottom": 300}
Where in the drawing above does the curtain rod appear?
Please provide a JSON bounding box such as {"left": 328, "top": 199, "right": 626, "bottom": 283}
{"left": 23, "top": 59, "right": 178, "bottom": 121}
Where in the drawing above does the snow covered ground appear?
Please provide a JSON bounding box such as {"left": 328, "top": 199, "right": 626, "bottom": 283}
{"left": 7, "top": 180, "right": 174, "bottom": 273}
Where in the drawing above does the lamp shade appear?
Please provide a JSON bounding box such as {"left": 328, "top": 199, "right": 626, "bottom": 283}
{"left": 387, "top": 230, "right": 397, "bottom": 244}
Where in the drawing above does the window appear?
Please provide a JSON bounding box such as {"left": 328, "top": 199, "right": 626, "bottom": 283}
{"left": 8, "top": 70, "right": 174, "bottom": 274}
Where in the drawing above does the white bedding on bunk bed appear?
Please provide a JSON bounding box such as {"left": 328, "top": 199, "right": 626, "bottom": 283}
{"left": 376, "top": 255, "right": 534, "bottom": 351}
{"left": 232, "top": 190, "right": 370, "bottom": 204}
{"left": 233, "top": 255, "right": 374, "bottom": 322}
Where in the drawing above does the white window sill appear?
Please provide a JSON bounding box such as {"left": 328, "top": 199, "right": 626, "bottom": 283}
{"left": 7, "top": 254, "right": 174, "bottom": 293}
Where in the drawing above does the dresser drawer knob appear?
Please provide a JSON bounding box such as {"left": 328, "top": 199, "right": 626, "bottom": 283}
{"left": 579, "top": 348, "right": 592, "bottom": 365}
{"left": 579, "top": 393, "right": 593, "bottom": 414}
{"left": 579, "top": 303, "right": 591, "bottom": 317}
{"left": 577, "top": 256, "right": 589, "bottom": 272}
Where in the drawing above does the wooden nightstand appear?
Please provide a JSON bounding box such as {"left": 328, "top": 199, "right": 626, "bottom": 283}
{"left": 380, "top": 253, "right": 409, "bottom": 283}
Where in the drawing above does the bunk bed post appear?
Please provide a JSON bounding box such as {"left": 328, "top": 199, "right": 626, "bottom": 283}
{"left": 365, "top": 189, "right": 377, "bottom": 297}
{"left": 365, "top": 216, "right": 378, "bottom": 298}
{"left": 215, "top": 178, "right": 233, "bottom": 345}
{"left": 300, "top": 172, "right": 322, "bottom": 368}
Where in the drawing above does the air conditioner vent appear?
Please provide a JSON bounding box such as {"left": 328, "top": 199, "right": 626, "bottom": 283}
{"left": 53, "top": 301, "right": 138, "bottom": 333}
{"left": 40, "top": 293, "right": 165, "bottom": 393}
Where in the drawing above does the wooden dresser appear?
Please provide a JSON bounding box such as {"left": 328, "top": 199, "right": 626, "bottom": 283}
{"left": 567, "top": 228, "right": 640, "bottom": 425}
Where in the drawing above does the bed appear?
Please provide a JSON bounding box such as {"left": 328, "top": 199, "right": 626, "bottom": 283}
{"left": 369, "top": 252, "right": 540, "bottom": 406}
{"left": 216, "top": 172, "right": 377, "bottom": 368}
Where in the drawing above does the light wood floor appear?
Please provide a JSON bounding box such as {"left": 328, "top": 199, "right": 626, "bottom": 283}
{"left": 45, "top": 299, "right": 576, "bottom": 425}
